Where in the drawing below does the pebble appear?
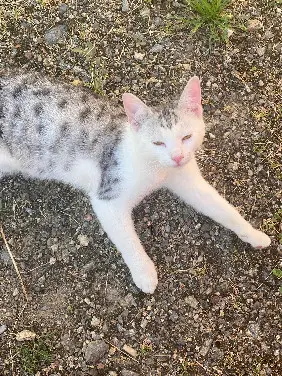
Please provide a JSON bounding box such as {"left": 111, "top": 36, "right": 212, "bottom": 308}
{"left": 77, "top": 234, "right": 90, "bottom": 247}
{"left": 122, "top": 344, "right": 137, "bottom": 358}
{"left": 58, "top": 3, "right": 68, "bottom": 16}
{"left": 121, "top": 0, "right": 129, "bottom": 12}
{"left": 140, "top": 7, "right": 150, "bottom": 18}
{"left": 84, "top": 340, "right": 109, "bottom": 363}
{"left": 199, "top": 338, "right": 213, "bottom": 356}
{"left": 0, "top": 324, "right": 7, "bottom": 335}
{"left": 247, "top": 19, "right": 263, "bottom": 31}
{"left": 121, "top": 370, "right": 140, "bottom": 376}
{"left": 91, "top": 316, "right": 101, "bottom": 327}
{"left": 16, "top": 330, "right": 36, "bottom": 341}
{"left": 256, "top": 47, "right": 266, "bottom": 57}
{"left": 185, "top": 295, "right": 199, "bottom": 309}
{"left": 44, "top": 24, "right": 67, "bottom": 45}
{"left": 150, "top": 44, "right": 164, "bottom": 53}
{"left": 49, "top": 256, "right": 56, "bottom": 265}
{"left": 134, "top": 52, "right": 145, "bottom": 61}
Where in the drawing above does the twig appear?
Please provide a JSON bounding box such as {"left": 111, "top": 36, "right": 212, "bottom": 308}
{"left": 104, "top": 340, "right": 139, "bottom": 363}
{"left": 170, "top": 269, "right": 190, "bottom": 275}
{"left": 0, "top": 225, "right": 29, "bottom": 302}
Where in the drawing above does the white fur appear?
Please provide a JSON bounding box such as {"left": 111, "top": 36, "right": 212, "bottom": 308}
{"left": 0, "top": 77, "right": 271, "bottom": 293}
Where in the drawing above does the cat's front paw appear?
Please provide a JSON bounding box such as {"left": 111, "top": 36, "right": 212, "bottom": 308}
{"left": 242, "top": 229, "right": 271, "bottom": 249}
{"left": 130, "top": 258, "right": 158, "bottom": 294}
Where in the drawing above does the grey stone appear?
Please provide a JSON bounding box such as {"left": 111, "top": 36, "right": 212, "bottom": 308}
{"left": 84, "top": 340, "right": 109, "bottom": 364}
{"left": 185, "top": 295, "right": 199, "bottom": 309}
{"left": 150, "top": 44, "right": 164, "bottom": 53}
{"left": 44, "top": 24, "right": 67, "bottom": 45}
{"left": 0, "top": 250, "right": 12, "bottom": 265}
{"left": 58, "top": 3, "right": 68, "bottom": 16}
{"left": 121, "top": 370, "right": 140, "bottom": 376}
{"left": 122, "top": 0, "right": 129, "bottom": 12}
{"left": 0, "top": 324, "right": 7, "bottom": 335}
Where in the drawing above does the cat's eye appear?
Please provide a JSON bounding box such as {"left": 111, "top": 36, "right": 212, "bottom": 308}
{"left": 153, "top": 141, "right": 165, "bottom": 146}
{"left": 182, "top": 134, "right": 192, "bottom": 141}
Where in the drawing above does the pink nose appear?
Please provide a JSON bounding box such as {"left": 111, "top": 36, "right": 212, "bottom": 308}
{"left": 172, "top": 155, "right": 184, "bottom": 165}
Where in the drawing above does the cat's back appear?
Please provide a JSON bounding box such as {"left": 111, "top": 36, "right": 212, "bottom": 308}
{"left": 0, "top": 71, "right": 124, "bottom": 137}
{"left": 1, "top": 72, "right": 125, "bottom": 161}
{"left": 0, "top": 72, "right": 126, "bottom": 190}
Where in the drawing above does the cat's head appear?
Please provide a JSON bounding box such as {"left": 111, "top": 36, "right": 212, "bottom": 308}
{"left": 122, "top": 76, "right": 205, "bottom": 168}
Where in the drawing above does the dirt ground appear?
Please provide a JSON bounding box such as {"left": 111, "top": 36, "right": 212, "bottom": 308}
{"left": 0, "top": 1, "right": 281, "bottom": 375}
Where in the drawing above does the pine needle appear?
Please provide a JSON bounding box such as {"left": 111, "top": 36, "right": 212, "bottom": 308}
{"left": 0, "top": 225, "right": 29, "bottom": 302}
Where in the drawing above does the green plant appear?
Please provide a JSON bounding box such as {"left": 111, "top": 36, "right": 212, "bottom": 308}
{"left": 73, "top": 45, "right": 107, "bottom": 95}
{"left": 19, "top": 337, "right": 53, "bottom": 375}
{"left": 140, "top": 341, "right": 153, "bottom": 356}
{"left": 84, "top": 61, "right": 107, "bottom": 95}
{"left": 272, "top": 268, "right": 282, "bottom": 294}
{"left": 262, "top": 209, "right": 282, "bottom": 245}
{"left": 272, "top": 268, "right": 282, "bottom": 278}
{"left": 181, "top": 0, "right": 232, "bottom": 44}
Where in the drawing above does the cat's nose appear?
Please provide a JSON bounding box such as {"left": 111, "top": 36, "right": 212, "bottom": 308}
{"left": 172, "top": 155, "right": 184, "bottom": 165}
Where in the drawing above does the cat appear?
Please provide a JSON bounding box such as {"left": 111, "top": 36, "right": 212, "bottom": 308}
{"left": 0, "top": 72, "right": 271, "bottom": 293}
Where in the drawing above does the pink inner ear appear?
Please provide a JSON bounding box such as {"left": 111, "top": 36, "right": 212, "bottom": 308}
{"left": 179, "top": 76, "right": 202, "bottom": 117}
{"left": 122, "top": 93, "right": 148, "bottom": 130}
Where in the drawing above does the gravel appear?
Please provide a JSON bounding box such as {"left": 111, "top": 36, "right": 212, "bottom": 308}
{"left": 0, "top": 0, "right": 281, "bottom": 375}
{"left": 84, "top": 340, "right": 109, "bottom": 364}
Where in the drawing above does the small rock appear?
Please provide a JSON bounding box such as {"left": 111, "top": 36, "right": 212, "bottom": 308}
{"left": 258, "top": 80, "right": 264, "bottom": 87}
{"left": 121, "top": 0, "right": 129, "bottom": 12}
{"left": 84, "top": 340, "right": 109, "bottom": 364}
{"left": 0, "top": 250, "right": 12, "bottom": 265}
{"left": 16, "top": 330, "right": 36, "bottom": 341}
{"left": 49, "top": 257, "right": 56, "bottom": 265}
{"left": 50, "top": 244, "right": 58, "bottom": 253}
{"left": 58, "top": 3, "right": 68, "bottom": 16}
{"left": 0, "top": 324, "right": 7, "bottom": 335}
{"left": 109, "top": 371, "right": 118, "bottom": 376}
{"left": 13, "top": 288, "right": 19, "bottom": 297}
{"left": 122, "top": 344, "right": 137, "bottom": 358}
{"left": 121, "top": 370, "right": 140, "bottom": 376}
{"left": 185, "top": 295, "right": 199, "bottom": 309}
{"left": 83, "top": 261, "right": 95, "bottom": 272}
{"left": 134, "top": 52, "right": 145, "bottom": 61}
{"left": 227, "top": 29, "right": 234, "bottom": 38}
{"left": 119, "top": 293, "right": 136, "bottom": 308}
{"left": 91, "top": 316, "right": 100, "bottom": 327}
{"left": 150, "top": 44, "right": 164, "bottom": 53}
{"left": 256, "top": 46, "right": 266, "bottom": 57}
{"left": 44, "top": 24, "right": 67, "bottom": 45}
{"left": 246, "top": 322, "right": 260, "bottom": 339}
{"left": 264, "top": 30, "right": 274, "bottom": 39}
{"left": 247, "top": 19, "right": 263, "bottom": 31}
{"left": 78, "top": 234, "right": 90, "bottom": 247}
{"left": 199, "top": 338, "right": 213, "bottom": 357}
{"left": 140, "top": 7, "right": 150, "bottom": 18}
{"left": 169, "top": 311, "right": 179, "bottom": 322}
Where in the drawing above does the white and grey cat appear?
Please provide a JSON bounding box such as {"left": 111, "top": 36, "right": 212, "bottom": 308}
{"left": 0, "top": 73, "right": 271, "bottom": 293}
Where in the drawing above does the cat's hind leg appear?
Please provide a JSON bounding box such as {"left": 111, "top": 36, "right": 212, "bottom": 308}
{"left": 91, "top": 197, "right": 158, "bottom": 293}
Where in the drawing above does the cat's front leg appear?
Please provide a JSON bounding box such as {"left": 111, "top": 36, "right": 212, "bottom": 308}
{"left": 164, "top": 160, "right": 271, "bottom": 249}
{"left": 91, "top": 198, "right": 158, "bottom": 293}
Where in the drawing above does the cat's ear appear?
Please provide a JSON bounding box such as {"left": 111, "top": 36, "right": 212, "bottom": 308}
{"left": 122, "top": 93, "right": 151, "bottom": 130}
{"left": 178, "top": 76, "right": 202, "bottom": 117}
